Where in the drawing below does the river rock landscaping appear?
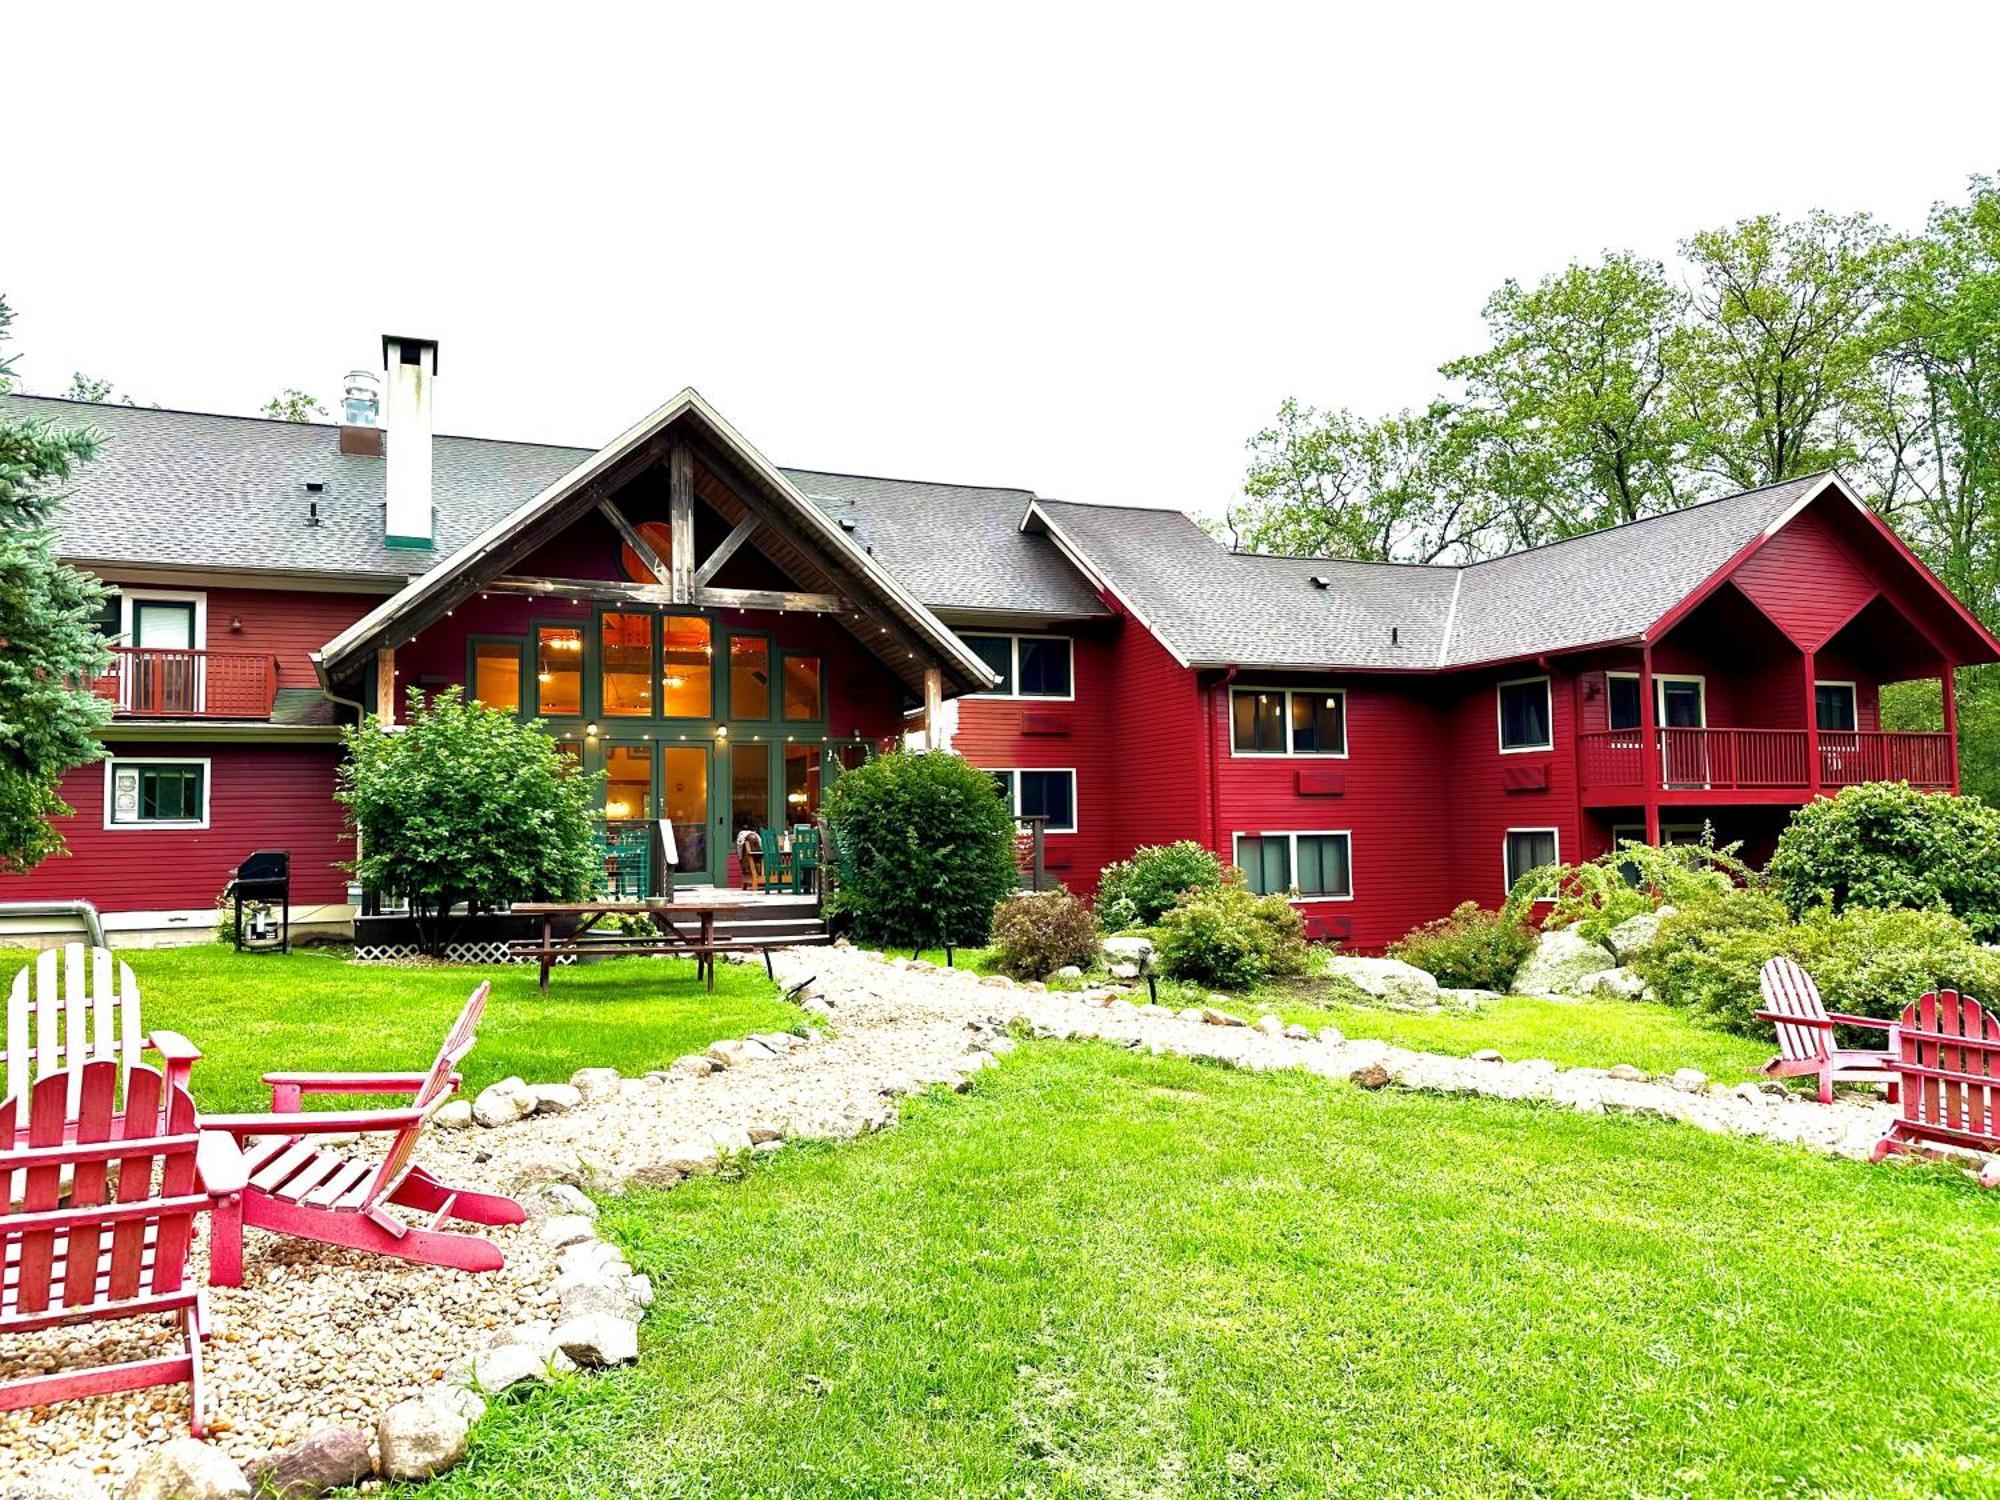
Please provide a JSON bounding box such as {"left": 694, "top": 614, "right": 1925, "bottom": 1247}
{"left": 0, "top": 935, "right": 1952, "bottom": 1495}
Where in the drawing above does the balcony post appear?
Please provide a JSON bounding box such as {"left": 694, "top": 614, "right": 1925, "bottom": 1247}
{"left": 1639, "top": 644, "right": 1659, "bottom": 843}
{"left": 1944, "top": 664, "right": 1960, "bottom": 793}
{"left": 1803, "top": 650, "right": 1822, "bottom": 800}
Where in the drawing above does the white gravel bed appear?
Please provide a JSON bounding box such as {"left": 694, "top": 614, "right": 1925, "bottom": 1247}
{"left": 2, "top": 943, "right": 1906, "bottom": 1495}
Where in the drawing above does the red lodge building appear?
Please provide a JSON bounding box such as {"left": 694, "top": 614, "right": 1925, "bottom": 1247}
{"left": 6, "top": 337, "right": 1996, "bottom": 950}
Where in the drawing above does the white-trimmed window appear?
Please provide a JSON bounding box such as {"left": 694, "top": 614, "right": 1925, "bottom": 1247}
{"left": 1497, "top": 676, "right": 1553, "bottom": 753}
{"left": 1230, "top": 688, "right": 1347, "bottom": 757}
{"left": 104, "top": 757, "right": 210, "bottom": 829}
{"left": 961, "top": 634, "right": 1074, "bottom": 699}
{"left": 1234, "top": 831, "right": 1354, "bottom": 900}
{"left": 1815, "top": 681, "right": 1858, "bottom": 733}
{"left": 1503, "top": 827, "right": 1559, "bottom": 890}
{"left": 120, "top": 589, "right": 207, "bottom": 651}
{"left": 990, "top": 768, "right": 1077, "bottom": 833}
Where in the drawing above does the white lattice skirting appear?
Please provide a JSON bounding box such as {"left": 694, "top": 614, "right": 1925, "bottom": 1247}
{"left": 352, "top": 941, "right": 579, "bottom": 966}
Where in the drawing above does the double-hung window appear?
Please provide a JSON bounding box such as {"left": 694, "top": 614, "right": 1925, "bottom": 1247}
{"left": 961, "top": 634, "right": 1073, "bottom": 699}
{"left": 105, "top": 757, "right": 209, "bottom": 829}
{"left": 1497, "top": 677, "right": 1553, "bottom": 752}
{"left": 990, "top": 769, "right": 1077, "bottom": 833}
{"left": 1233, "top": 831, "right": 1353, "bottom": 899}
{"left": 1231, "top": 688, "right": 1347, "bottom": 756}
{"left": 1504, "top": 828, "right": 1559, "bottom": 890}
{"left": 1815, "top": 682, "right": 1858, "bottom": 733}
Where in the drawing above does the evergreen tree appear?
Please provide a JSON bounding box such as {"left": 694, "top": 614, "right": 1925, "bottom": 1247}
{"left": 0, "top": 294, "right": 112, "bottom": 871}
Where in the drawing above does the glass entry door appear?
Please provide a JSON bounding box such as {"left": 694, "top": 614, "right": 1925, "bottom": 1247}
{"left": 602, "top": 742, "right": 714, "bottom": 889}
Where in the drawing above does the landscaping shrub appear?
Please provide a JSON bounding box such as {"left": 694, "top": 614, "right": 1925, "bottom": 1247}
{"left": 1633, "top": 888, "right": 2000, "bottom": 1035}
{"left": 1155, "top": 873, "right": 1309, "bottom": 991}
{"left": 1506, "top": 831, "right": 1753, "bottom": 941}
{"left": 990, "top": 888, "right": 1101, "bottom": 978}
{"left": 1096, "top": 841, "right": 1225, "bottom": 929}
{"left": 825, "top": 750, "right": 1019, "bottom": 949}
{"left": 338, "top": 688, "right": 602, "bottom": 955}
{"left": 1766, "top": 781, "right": 2000, "bottom": 940}
{"left": 1389, "top": 902, "right": 1534, "bottom": 991}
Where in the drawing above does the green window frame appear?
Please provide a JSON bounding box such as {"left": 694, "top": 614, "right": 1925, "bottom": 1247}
{"left": 467, "top": 636, "right": 527, "bottom": 716}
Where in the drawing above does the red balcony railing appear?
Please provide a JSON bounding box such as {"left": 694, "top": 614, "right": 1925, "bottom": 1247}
{"left": 1578, "top": 727, "right": 1954, "bottom": 796}
{"left": 91, "top": 646, "right": 278, "bottom": 719}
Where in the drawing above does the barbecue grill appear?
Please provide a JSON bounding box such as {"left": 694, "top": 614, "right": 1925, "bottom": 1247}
{"left": 226, "top": 850, "right": 291, "bottom": 953}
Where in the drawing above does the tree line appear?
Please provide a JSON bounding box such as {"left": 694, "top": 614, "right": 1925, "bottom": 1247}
{"left": 1232, "top": 174, "right": 2000, "bottom": 797}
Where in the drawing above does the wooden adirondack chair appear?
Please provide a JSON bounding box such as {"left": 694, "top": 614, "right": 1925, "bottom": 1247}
{"left": 197, "top": 982, "right": 524, "bottom": 1287}
{"left": 1754, "top": 957, "right": 1900, "bottom": 1105}
{"left": 4, "top": 944, "right": 201, "bottom": 1119}
{"left": 1872, "top": 989, "right": 2000, "bottom": 1174}
{"left": 1, "top": 1059, "right": 241, "bottom": 1434}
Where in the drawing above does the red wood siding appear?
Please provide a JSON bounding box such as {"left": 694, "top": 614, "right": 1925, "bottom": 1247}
{"left": 98, "top": 580, "right": 383, "bottom": 704}
{"left": 951, "top": 628, "right": 1124, "bottom": 893}
{"left": 1731, "top": 506, "right": 1878, "bottom": 649}
{"left": 1, "top": 743, "right": 352, "bottom": 913}
{"left": 1208, "top": 678, "right": 1453, "bottom": 950}
{"left": 1111, "top": 620, "right": 1204, "bottom": 860}
{"left": 1442, "top": 668, "right": 1584, "bottom": 914}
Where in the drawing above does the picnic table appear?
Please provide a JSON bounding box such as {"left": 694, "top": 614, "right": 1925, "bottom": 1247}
{"left": 508, "top": 898, "right": 769, "bottom": 993}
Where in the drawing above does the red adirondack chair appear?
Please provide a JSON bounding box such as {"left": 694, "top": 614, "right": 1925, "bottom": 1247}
{"left": 4, "top": 944, "right": 201, "bottom": 1119}
{"left": 1872, "top": 988, "right": 2000, "bottom": 1176}
{"left": 197, "top": 982, "right": 525, "bottom": 1286}
{"left": 1, "top": 1059, "right": 241, "bottom": 1434}
{"left": 1754, "top": 957, "right": 1900, "bottom": 1105}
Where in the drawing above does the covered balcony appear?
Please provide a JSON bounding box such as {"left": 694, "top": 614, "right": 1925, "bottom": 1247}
{"left": 1579, "top": 725, "right": 1955, "bottom": 799}
{"left": 91, "top": 645, "right": 280, "bottom": 719}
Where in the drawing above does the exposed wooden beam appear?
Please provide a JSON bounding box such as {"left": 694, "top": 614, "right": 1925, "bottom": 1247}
{"left": 668, "top": 444, "right": 697, "bottom": 604}
{"left": 596, "top": 499, "right": 670, "bottom": 586}
{"left": 923, "top": 666, "right": 944, "bottom": 750}
{"left": 693, "top": 585, "right": 847, "bottom": 614}
{"left": 375, "top": 646, "right": 397, "bottom": 722}
{"left": 691, "top": 515, "right": 759, "bottom": 588}
{"left": 490, "top": 576, "right": 675, "bottom": 605}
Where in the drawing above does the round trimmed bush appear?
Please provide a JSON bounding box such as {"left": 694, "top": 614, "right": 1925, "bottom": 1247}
{"left": 991, "top": 888, "right": 1100, "bottom": 978}
{"left": 825, "top": 750, "right": 1019, "bottom": 948}
{"left": 1096, "top": 840, "right": 1225, "bottom": 929}
{"left": 1155, "top": 874, "right": 1309, "bottom": 991}
{"left": 1767, "top": 782, "right": 2000, "bottom": 940}
{"left": 1389, "top": 902, "right": 1534, "bottom": 991}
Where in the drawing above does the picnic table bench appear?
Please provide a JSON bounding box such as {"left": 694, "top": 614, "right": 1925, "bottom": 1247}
{"left": 506, "top": 899, "right": 820, "bottom": 992}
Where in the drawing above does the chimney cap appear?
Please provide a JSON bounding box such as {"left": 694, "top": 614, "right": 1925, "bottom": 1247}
{"left": 381, "top": 335, "right": 439, "bottom": 373}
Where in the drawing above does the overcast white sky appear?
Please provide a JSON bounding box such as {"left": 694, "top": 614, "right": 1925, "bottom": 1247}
{"left": 8, "top": 3, "right": 1999, "bottom": 518}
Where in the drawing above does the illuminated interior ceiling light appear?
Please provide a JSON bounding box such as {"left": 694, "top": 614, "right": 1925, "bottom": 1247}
{"left": 537, "top": 672, "right": 552, "bottom": 684}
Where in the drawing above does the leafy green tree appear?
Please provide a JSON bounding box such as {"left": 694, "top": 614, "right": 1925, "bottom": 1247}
{"left": 1672, "top": 211, "right": 1893, "bottom": 490}
{"left": 1443, "top": 253, "right": 1695, "bottom": 536}
{"left": 1232, "top": 397, "right": 1502, "bottom": 562}
{"left": 824, "top": 750, "right": 1018, "bottom": 948}
{"left": 261, "top": 388, "right": 327, "bottom": 422}
{"left": 337, "top": 688, "right": 603, "bottom": 955}
{"left": 60, "top": 372, "right": 148, "bottom": 406}
{"left": 0, "top": 295, "right": 111, "bottom": 872}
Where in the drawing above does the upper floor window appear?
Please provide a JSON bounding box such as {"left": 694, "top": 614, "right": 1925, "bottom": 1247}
{"left": 730, "top": 636, "right": 772, "bottom": 718}
{"left": 472, "top": 640, "right": 523, "bottom": 713}
{"left": 1497, "top": 676, "right": 1553, "bottom": 753}
{"left": 1607, "top": 674, "right": 1641, "bottom": 732}
{"left": 105, "top": 757, "right": 209, "bottom": 829}
{"left": 1816, "top": 682, "right": 1858, "bottom": 733}
{"left": 782, "top": 654, "right": 823, "bottom": 721}
{"left": 1231, "top": 688, "right": 1347, "bottom": 756}
{"left": 535, "top": 626, "right": 584, "bottom": 717}
{"left": 962, "top": 634, "right": 1073, "bottom": 698}
{"left": 661, "top": 615, "right": 713, "bottom": 718}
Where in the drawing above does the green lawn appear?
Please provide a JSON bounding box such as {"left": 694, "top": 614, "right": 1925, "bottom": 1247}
{"left": 1274, "top": 991, "right": 1774, "bottom": 1083}
{"left": 120, "top": 945, "right": 803, "bottom": 1113}
{"left": 411, "top": 1043, "right": 2000, "bottom": 1498}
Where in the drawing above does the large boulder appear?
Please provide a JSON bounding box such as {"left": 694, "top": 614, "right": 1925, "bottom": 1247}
{"left": 378, "top": 1396, "right": 472, "bottom": 1482}
{"left": 119, "top": 1440, "right": 252, "bottom": 1500}
{"left": 472, "top": 1077, "right": 535, "bottom": 1128}
{"left": 243, "top": 1427, "right": 374, "bottom": 1499}
{"left": 1585, "top": 966, "right": 1649, "bottom": 1002}
{"left": 1324, "top": 955, "right": 1441, "bottom": 1009}
{"left": 1605, "top": 905, "right": 1675, "bottom": 962}
{"left": 1510, "top": 927, "right": 1618, "bottom": 996}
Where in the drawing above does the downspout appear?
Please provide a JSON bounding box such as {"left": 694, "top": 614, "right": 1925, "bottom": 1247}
{"left": 1207, "top": 667, "right": 1237, "bottom": 859}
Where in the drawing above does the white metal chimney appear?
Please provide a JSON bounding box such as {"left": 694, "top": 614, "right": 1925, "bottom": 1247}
{"left": 381, "top": 335, "right": 438, "bottom": 548}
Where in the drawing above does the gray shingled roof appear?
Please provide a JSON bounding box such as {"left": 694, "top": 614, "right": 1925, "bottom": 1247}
{"left": 1033, "top": 501, "right": 1459, "bottom": 669}
{"left": 6, "top": 395, "right": 1108, "bottom": 615}
{"left": 1033, "top": 475, "right": 1830, "bottom": 670}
